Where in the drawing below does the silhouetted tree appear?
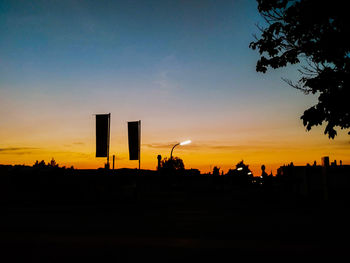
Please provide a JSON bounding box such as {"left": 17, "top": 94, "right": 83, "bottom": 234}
{"left": 250, "top": 0, "right": 350, "bottom": 138}
{"left": 33, "top": 158, "right": 63, "bottom": 169}
{"left": 212, "top": 166, "right": 220, "bottom": 176}
{"left": 34, "top": 160, "right": 46, "bottom": 168}
{"left": 48, "top": 158, "right": 58, "bottom": 168}
{"left": 227, "top": 160, "right": 253, "bottom": 184}
{"left": 159, "top": 157, "right": 185, "bottom": 175}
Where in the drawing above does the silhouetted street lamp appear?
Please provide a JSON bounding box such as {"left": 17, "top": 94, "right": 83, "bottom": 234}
{"left": 170, "top": 140, "right": 191, "bottom": 159}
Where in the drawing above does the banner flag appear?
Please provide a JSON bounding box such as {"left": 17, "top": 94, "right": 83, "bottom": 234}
{"left": 96, "top": 114, "right": 110, "bottom": 157}
{"left": 128, "top": 121, "right": 141, "bottom": 160}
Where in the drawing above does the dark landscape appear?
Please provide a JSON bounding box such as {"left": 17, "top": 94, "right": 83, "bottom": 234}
{"left": 1, "top": 163, "right": 350, "bottom": 260}
{"left": 1, "top": 0, "right": 350, "bottom": 261}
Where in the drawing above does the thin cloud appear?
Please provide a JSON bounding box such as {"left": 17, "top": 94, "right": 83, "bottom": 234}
{"left": 325, "top": 139, "right": 350, "bottom": 150}
{"left": 143, "top": 142, "right": 176, "bottom": 149}
{"left": 143, "top": 141, "right": 305, "bottom": 152}
{"left": 0, "top": 147, "right": 40, "bottom": 155}
{"left": 0, "top": 147, "right": 39, "bottom": 152}
{"left": 64, "top": 142, "right": 85, "bottom": 148}
{"left": 143, "top": 142, "right": 265, "bottom": 151}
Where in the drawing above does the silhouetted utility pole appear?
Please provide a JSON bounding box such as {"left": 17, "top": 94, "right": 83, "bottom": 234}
{"left": 157, "top": 155, "right": 161, "bottom": 170}
{"left": 113, "top": 155, "right": 115, "bottom": 170}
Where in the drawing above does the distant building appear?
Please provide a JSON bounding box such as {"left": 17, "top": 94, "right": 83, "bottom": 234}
{"left": 277, "top": 156, "right": 350, "bottom": 201}
{"left": 321, "top": 156, "right": 329, "bottom": 167}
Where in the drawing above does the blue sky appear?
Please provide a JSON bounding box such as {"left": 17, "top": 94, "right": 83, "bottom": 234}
{"left": 1, "top": 0, "right": 307, "bottom": 113}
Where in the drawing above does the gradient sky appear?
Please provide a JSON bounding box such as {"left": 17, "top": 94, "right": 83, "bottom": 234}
{"left": 1, "top": 0, "right": 349, "bottom": 175}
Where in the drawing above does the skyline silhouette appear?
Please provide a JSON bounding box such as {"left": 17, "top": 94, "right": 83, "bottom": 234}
{"left": 1, "top": 0, "right": 350, "bottom": 259}
{"left": 1, "top": 156, "right": 350, "bottom": 259}
{"left": 0, "top": 1, "right": 349, "bottom": 176}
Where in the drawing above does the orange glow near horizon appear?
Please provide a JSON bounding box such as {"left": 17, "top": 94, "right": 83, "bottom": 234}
{"left": 1, "top": 122, "right": 349, "bottom": 177}
{"left": 1, "top": 86, "right": 349, "bottom": 177}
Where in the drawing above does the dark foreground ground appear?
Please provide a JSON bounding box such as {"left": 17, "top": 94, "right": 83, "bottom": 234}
{"left": 1, "top": 169, "right": 350, "bottom": 261}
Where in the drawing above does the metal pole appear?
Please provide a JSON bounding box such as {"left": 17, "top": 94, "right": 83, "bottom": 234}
{"left": 170, "top": 143, "right": 180, "bottom": 159}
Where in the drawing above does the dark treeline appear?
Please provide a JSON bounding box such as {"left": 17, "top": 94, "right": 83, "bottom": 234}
{"left": 1, "top": 162, "right": 350, "bottom": 206}
{"left": 0, "top": 164, "right": 262, "bottom": 205}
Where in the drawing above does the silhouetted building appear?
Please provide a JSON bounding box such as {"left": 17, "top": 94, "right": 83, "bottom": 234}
{"left": 321, "top": 156, "right": 329, "bottom": 167}
{"left": 277, "top": 157, "right": 350, "bottom": 201}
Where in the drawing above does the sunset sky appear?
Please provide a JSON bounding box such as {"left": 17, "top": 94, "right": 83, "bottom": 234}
{"left": 1, "top": 0, "right": 349, "bottom": 176}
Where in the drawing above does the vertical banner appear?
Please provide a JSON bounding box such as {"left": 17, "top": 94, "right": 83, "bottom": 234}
{"left": 128, "top": 120, "right": 141, "bottom": 161}
{"left": 96, "top": 114, "right": 110, "bottom": 157}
